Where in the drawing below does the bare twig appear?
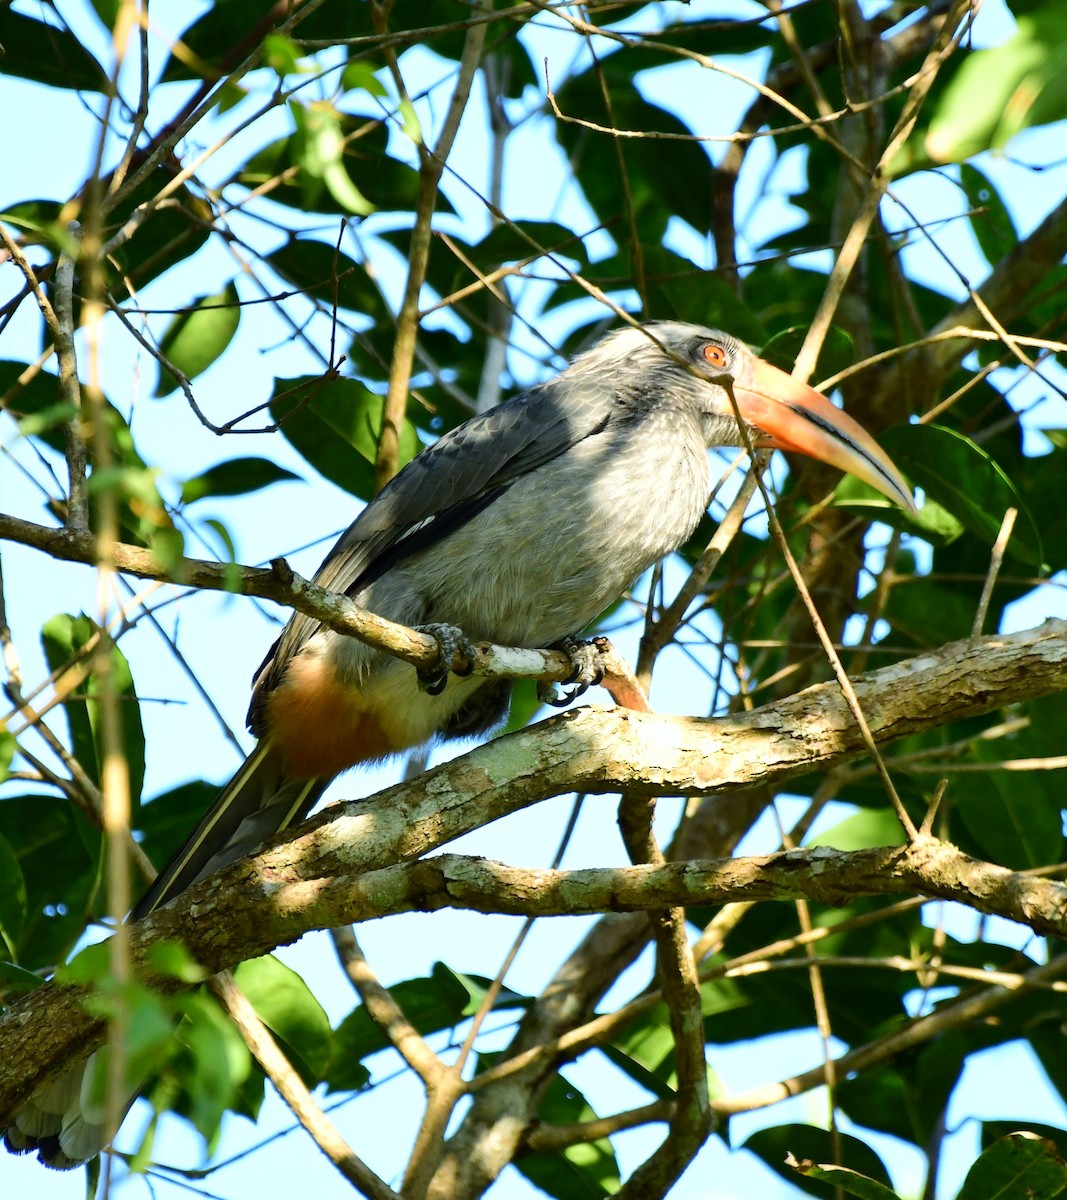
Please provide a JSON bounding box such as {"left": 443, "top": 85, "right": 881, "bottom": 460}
{"left": 374, "top": 6, "right": 488, "bottom": 490}
{"left": 972, "top": 507, "right": 1017, "bottom": 640}
{"left": 210, "top": 972, "right": 399, "bottom": 1200}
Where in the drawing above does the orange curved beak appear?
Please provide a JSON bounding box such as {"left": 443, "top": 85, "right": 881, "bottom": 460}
{"left": 734, "top": 357, "right": 917, "bottom": 515}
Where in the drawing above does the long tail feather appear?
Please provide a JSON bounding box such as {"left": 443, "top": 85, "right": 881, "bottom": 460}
{"left": 133, "top": 744, "right": 325, "bottom": 919}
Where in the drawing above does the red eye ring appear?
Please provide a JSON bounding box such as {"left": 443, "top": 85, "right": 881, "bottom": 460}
{"left": 703, "top": 343, "right": 728, "bottom": 369}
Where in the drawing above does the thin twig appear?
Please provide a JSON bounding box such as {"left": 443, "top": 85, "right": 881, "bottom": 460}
{"left": 209, "top": 973, "right": 399, "bottom": 1200}
{"left": 374, "top": 5, "right": 489, "bottom": 491}
{"left": 972, "top": 507, "right": 1017, "bottom": 640}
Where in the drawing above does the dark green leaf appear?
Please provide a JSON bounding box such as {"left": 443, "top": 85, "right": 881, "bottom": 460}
{"left": 326, "top": 963, "right": 528, "bottom": 1091}
{"left": 89, "top": 0, "right": 123, "bottom": 32}
{"left": 266, "top": 239, "right": 384, "bottom": 317}
{"left": 876, "top": 424, "right": 1044, "bottom": 566}
{"left": 744, "top": 1125, "right": 894, "bottom": 1199}
{"left": 270, "top": 375, "right": 420, "bottom": 500}
{"left": 105, "top": 164, "right": 214, "bottom": 297}
{"left": 765, "top": 325, "right": 855, "bottom": 389}
{"left": 0, "top": 795, "right": 96, "bottom": 969}
{"left": 983, "top": 1122, "right": 1067, "bottom": 1163}
{"left": 959, "top": 164, "right": 1018, "bottom": 267}
{"left": 0, "top": 831, "right": 27, "bottom": 959}
{"left": 0, "top": 959, "right": 44, "bottom": 998}
{"left": 553, "top": 67, "right": 714, "bottom": 239}
{"left": 957, "top": 1131, "right": 1067, "bottom": 1200}
{"left": 180, "top": 456, "right": 301, "bottom": 505}
{"left": 136, "top": 781, "right": 218, "bottom": 882}
{"left": 953, "top": 693, "right": 1067, "bottom": 869}
{"left": 461, "top": 221, "right": 589, "bottom": 271}
{"left": 0, "top": 11, "right": 109, "bottom": 91}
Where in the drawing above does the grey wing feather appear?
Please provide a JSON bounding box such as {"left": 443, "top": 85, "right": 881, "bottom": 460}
{"left": 252, "top": 374, "right": 616, "bottom": 708}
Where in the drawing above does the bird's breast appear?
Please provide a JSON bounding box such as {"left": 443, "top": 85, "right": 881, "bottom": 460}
{"left": 389, "top": 413, "right": 712, "bottom": 647}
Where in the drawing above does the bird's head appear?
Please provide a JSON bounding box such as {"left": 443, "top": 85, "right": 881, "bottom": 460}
{"left": 590, "top": 321, "right": 916, "bottom": 515}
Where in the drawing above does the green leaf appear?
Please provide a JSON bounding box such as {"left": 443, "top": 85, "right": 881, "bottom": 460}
{"left": 0, "top": 959, "right": 44, "bottom": 997}
{"left": 240, "top": 121, "right": 424, "bottom": 220}
{"left": 290, "top": 102, "right": 375, "bottom": 215}
{"left": 959, "top": 165, "right": 1018, "bottom": 268}
{"left": 266, "top": 239, "right": 383, "bottom": 316}
{"left": 0, "top": 11, "right": 109, "bottom": 92}
{"left": 603, "top": 988, "right": 733, "bottom": 1102}
{"left": 953, "top": 693, "right": 1067, "bottom": 869}
{"left": 154, "top": 284, "right": 242, "bottom": 397}
{"left": 957, "top": 1131, "right": 1067, "bottom": 1200}
{"left": 41, "top": 613, "right": 146, "bottom": 808}
{"left": 876, "top": 424, "right": 1044, "bottom": 566}
{"left": 744, "top": 1125, "right": 895, "bottom": 1199}
{"left": 767, "top": 325, "right": 855, "bottom": 390}
{"left": 0, "top": 831, "right": 28, "bottom": 959}
{"left": 901, "top": 2, "right": 1067, "bottom": 167}
{"left": 159, "top": 0, "right": 375, "bottom": 84}
{"left": 983, "top": 1122, "right": 1067, "bottom": 1163}
{"left": 180, "top": 456, "right": 301, "bottom": 504}
{"left": 458, "top": 221, "right": 590, "bottom": 273}
{"left": 89, "top": 0, "right": 123, "bottom": 32}
{"left": 553, "top": 65, "right": 715, "bottom": 239}
{"left": 326, "top": 963, "right": 528, "bottom": 1091}
{"left": 341, "top": 61, "right": 387, "bottom": 98}
{"left": 807, "top": 807, "right": 903, "bottom": 851}
{"left": 263, "top": 33, "right": 306, "bottom": 77}
{"left": 398, "top": 98, "right": 423, "bottom": 145}
{"left": 233, "top": 955, "right": 333, "bottom": 1082}
{"left": 0, "top": 359, "right": 77, "bottom": 454}
{"left": 269, "top": 375, "right": 420, "bottom": 500}
{"left": 516, "top": 1075, "right": 622, "bottom": 1199}
{"left": 176, "top": 992, "right": 254, "bottom": 1144}
{"left": 146, "top": 940, "right": 208, "bottom": 985}
{"left": 0, "top": 731, "right": 13, "bottom": 781}
{"left": 787, "top": 1154, "right": 903, "bottom": 1200}
{"left": 0, "top": 795, "right": 96, "bottom": 969}
{"left": 104, "top": 167, "right": 214, "bottom": 298}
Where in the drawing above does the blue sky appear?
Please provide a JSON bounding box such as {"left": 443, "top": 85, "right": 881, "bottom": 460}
{"left": 2, "top": 1, "right": 1067, "bottom": 1197}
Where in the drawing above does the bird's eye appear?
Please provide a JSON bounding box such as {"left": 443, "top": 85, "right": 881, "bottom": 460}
{"left": 703, "top": 343, "right": 728, "bottom": 369}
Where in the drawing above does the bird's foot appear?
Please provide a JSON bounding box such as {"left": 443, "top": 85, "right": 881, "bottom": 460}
{"left": 415, "top": 623, "right": 477, "bottom": 695}
{"left": 537, "top": 636, "right": 606, "bottom": 708}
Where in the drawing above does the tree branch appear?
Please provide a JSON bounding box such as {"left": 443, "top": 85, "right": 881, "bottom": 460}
{"left": 0, "top": 512, "right": 591, "bottom": 686}
{"left": 5, "top": 838, "right": 1067, "bottom": 1127}
{"left": 3, "top": 617, "right": 1066, "bottom": 1126}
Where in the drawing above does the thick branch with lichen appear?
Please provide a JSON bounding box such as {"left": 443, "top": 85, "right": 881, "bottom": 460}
{"left": 2, "top": 617, "right": 1066, "bottom": 1124}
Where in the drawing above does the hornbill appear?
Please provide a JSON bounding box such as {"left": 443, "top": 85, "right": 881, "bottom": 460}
{"left": 3, "top": 321, "right": 915, "bottom": 1168}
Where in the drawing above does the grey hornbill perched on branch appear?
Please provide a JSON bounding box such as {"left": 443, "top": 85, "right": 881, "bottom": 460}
{"left": 3, "top": 321, "right": 915, "bottom": 1168}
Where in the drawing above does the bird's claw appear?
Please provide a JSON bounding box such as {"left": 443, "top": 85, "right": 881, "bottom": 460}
{"left": 415, "top": 622, "right": 476, "bottom": 695}
{"left": 537, "top": 636, "right": 605, "bottom": 707}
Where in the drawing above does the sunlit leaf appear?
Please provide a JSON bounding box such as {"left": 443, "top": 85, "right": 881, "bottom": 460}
{"left": 180, "top": 456, "right": 300, "bottom": 504}
{"left": 234, "top": 956, "right": 333, "bottom": 1082}
{"left": 154, "top": 284, "right": 242, "bottom": 397}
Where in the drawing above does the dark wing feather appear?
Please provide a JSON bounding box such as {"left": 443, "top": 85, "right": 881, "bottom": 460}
{"left": 249, "top": 374, "right": 616, "bottom": 716}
